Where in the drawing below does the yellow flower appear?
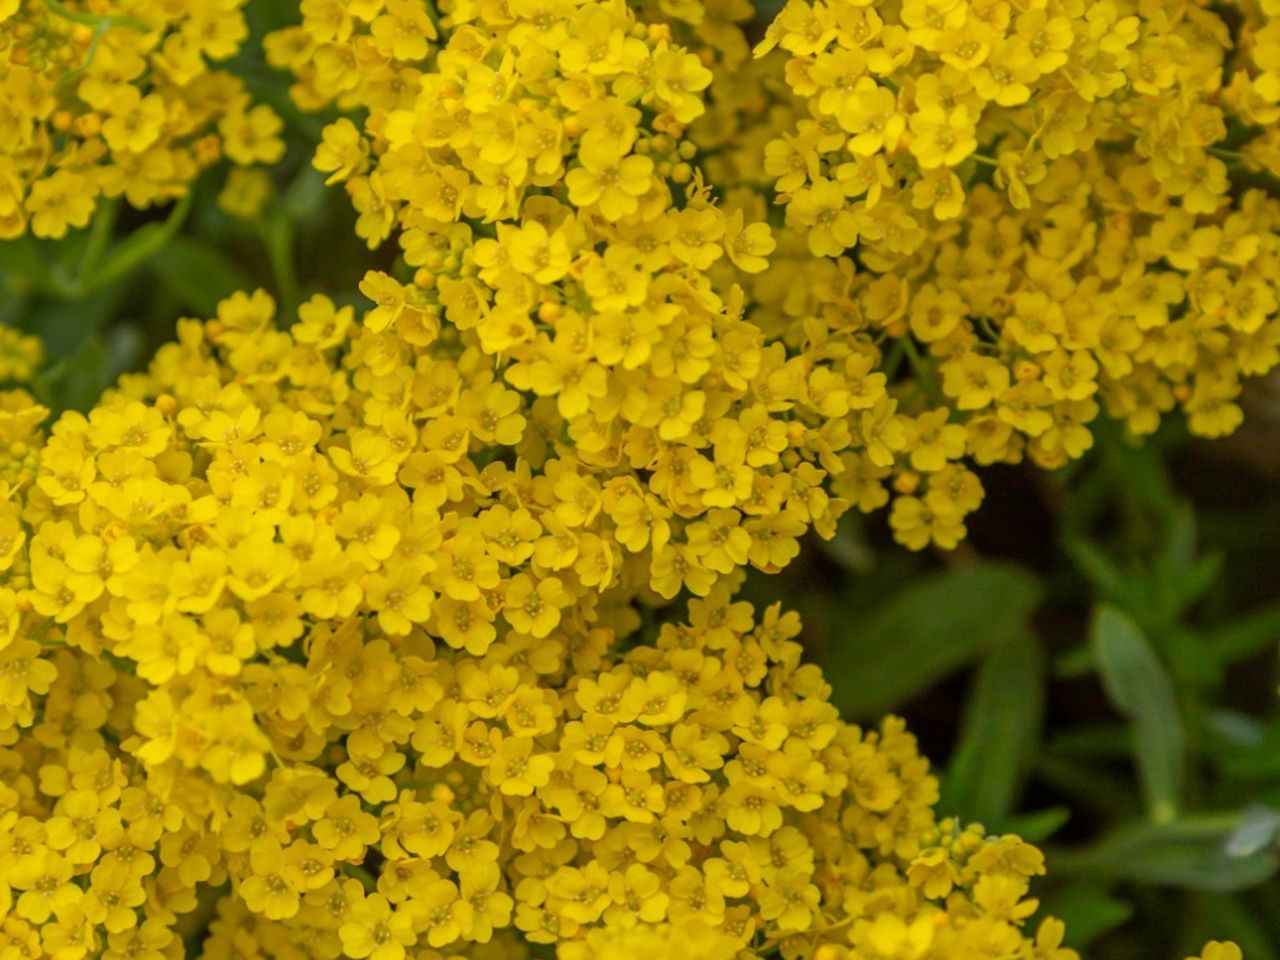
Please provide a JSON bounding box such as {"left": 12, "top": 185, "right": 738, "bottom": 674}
{"left": 339, "top": 893, "right": 416, "bottom": 960}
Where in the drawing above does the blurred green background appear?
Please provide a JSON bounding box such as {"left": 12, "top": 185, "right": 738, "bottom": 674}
{"left": 2, "top": 1, "right": 1279, "bottom": 956}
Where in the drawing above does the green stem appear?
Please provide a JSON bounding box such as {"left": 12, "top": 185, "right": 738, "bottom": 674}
{"left": 78, "top": 197, "right": 117, "bottom": 278}
{"left": 422, "top": 0, "right": 441, "bottom": 35}
{"left": 263, "top": 208, "right": 300, "bottom": 322}
{"left": 1207, "top": 144, "right": 1249, "bottom": 163}
{"left": 900, "top": 335, "right": 945, "bottom": 405}
{"left": 975, "top": 314, "right": 1001, "bottom": 344}
{"left": 882, "top": 339, "right": 906, "bottom": 380}
{"left": 79, "top": 189, "right": 193, "bottom": 296}
{"left": 54, "top": 20, "right": 108, "bottom": 93}
{"left": 970, "top": 152, "right": 999, "bottom": 167}
{"left": 44, "top": 0, "right": 151, "bottom": 32}
{"left": 343, "top": 863, "right": 378, "bottom": 892}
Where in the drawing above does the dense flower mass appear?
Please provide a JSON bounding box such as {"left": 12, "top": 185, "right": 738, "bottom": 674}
{"left": 265, "top": 0, "right": 1280, "bottom": 553}
{"left": 0, "top": 0, "right": 283, "bottom": 239}
{"left": 1, "top": 315, "right": 1067, "bottom": 958}
{"left": 263, "top": 0, "right": 865, "bottom": 595}
{"left": 721, "top": 0, "right": 1280, "bottom": 548}
{"left": 0, "top": 0, "right": 1261, "bottom": 958}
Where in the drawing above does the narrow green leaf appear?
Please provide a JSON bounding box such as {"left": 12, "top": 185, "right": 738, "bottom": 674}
{"left": 80, "top": 191, "right": 192, "bottom": 295}
{"left": 941, "top": 633, "right": 1045, "bottom": 827}
{"left": 1157, "top": 503, "right": 1199, "bottom": 579}
{"left": 1035, "top": 756, "right": 1135, "bottom": 818}
{"left": 817, "top": 513, "right": 875, "bottom": 574}
{"left": 1067, "top": 539, "right": 1126, "bottom": 598}
{"left": 1043, "top": 724, "right": 1133, "bottom": 758}
{"left": 1051, "top": 815, "right": 1279, "bottom": 892}
{"left": 1040, "top": 882, "right": 1134, "bottom": 949}
{"left": 262, "top": 205, "right": 300, "bottom": 321}
{"left": 1000, "top": 806, "right": 1070, "bottom": 843}
{"left": 1148, "top": 509, "right": 1223, "bottom": 621}
{"left": 1225, "top": 805, "right": 1280, "bottom": 858}
{"left": 1091, "top": 605, "right": 1184, "bottom": 822}
{"left": 283, "top": 167, "right": 331, "bottom": 225}
{"left": 1161, "top": 624, "right": 1221, "bottom": 688}
{"left": 82, "top": 222, "right": 166, "bottom": 292}
{"left": 1203, "top": 710, "right": 1267, "bottom": 749}
{"left": 50, "top": 335, "right": 110, "bottom": 413}
{"left": 1205, "top": 601, "right": 1280, "bottom": 663}
{"left": 152, "top": 237, "right": 254, "bottom": 316}
{"left": 1215, "top": 717, "right": 1280, "bottom": 781}
{"left": 1053, "top": 645, "right": 1096, "bottom": 678}
{"left": 823, "top": 563, "right": 1042, "bottom": 718}
{"left": 0, "top": 234, "right": 53, "bottom": 296}
{"left": 1170, "top": 554, "right": 1223, "bottom": 616}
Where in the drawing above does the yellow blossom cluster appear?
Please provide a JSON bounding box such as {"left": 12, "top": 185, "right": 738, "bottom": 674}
{"left": 264, "top": 0, "right": 731, "bottom": 251}
{"left": 11, "top": 268, "right": 861, "bottom": 760}
{"left": 0, "top": 324, "right": 43, "bottom": 382}
{"left": 0, "top": 335, "right": 1076, "bottom": 957}
{"left": 0, "top": 295, "right": 1243, "bottom": 960}
{"left": 262, "top": 0, "right": 872, "bottom": 594}
{"left": 684, "top": 0, "right": 1280, "bottom": 549}
{"left": 264, "top": 0, "right": 1280, "bottom": 553}
{"left": 0, "top": 0, "right": 1256, "bottom": 957}
{"left": 0, "top": 0, "right": 284, "bottom": 239}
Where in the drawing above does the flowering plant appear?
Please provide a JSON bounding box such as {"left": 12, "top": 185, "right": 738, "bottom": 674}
{"left": 0, "top": 0, "right": 1273, "bottom": 957}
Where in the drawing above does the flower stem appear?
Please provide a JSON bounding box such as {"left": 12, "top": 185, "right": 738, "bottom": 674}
{"left": 44, "top": 0, "right": 151, "bottom": 32}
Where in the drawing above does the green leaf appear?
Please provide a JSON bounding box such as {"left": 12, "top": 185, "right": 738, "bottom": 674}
{"left": 1040, "top": 881, "right": 1134, "bottom": 949}
{"left": 1035, "top": 755, "right": 1136, "bottom": 818}
{"left": 1205, "top": 601, "right": 1280, "bottom": 663}
{"left": 1091, "top": 605, "right": 1184, "bottom": 822}
{"left": 24, "top": 288, "right": 119, "bottom": 359}
{"left": 1158, "top": 502, "right": 1199, "bottom": 577}
{"left": 1067, "top": 538, "right": 1127, "bottom": 598}
{"left": 1214, "top": 716, "right": 1280, "bottom": 782}
{"left": 1051, "top": 816, "right": 1280, "bottom": 892}
{"left": 45, "top": 334, "right": 110, "bottom": 413}
{"left": 1152, "top": 506, "right": 1221, "bottom": 620}
{"left": 283, "top": 166, "right": 332, "bottom": 226}
{"left": 1000, "top": 806, "right": 1071, "bottom": 843}
{"left": 80, "top": 191, "right": 192, "bottom": 295}
{"left": 823, "top": 563, "right": 1042, "bottom": 718}
{"left": 261, "top": 205, "right": 300, "bottom": 321}
{"left": 0, "top": 234, "right": 53, "bottom": 298}
{"left": 152, "top": 237, "right": 253, "bottom": 316}
{"left": 1054, "top": 644, "right": 1096, "bottom": 678}
{"left": 1044, "top": 723, "right": 1133, "bottom": 758}
{"left": 1203, "top": 710, "right": 1267, "bottom": 750}
{"left": 1225, "top": 805, "right": 1280, "bottom": 858}
{"left": 817, "top": 513, "right": 875, "bottom": 574}
{"left": 941, "top": 633, "right": 1045, "bottom": 827}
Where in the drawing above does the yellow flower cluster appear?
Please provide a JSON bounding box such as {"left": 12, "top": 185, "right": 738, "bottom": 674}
{"left": 0, "top": 295, "right": 1241, "bottom": 960}
{"left": 0, "top": 0, "right": 283, "bottom": 239}
{"left": 262, "top": 0, "right": 867, "bottom": 594}
{"left": 694, "top": 0, "right": 1280, "bottom": 549}
{"left": 266, "top": 0, "right": 729, "bottom": 251}
{"left": 0, "top": 1, "right": 1253, "bottom": 957}
{"left": 266, "top": 0, "right": 1280, "bottom": 553}
{"left": 0, "top": 324, "right": 43, "bottom": 382}
{"left": 0, "top": 334, "right": 1074, "bottom": 956}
